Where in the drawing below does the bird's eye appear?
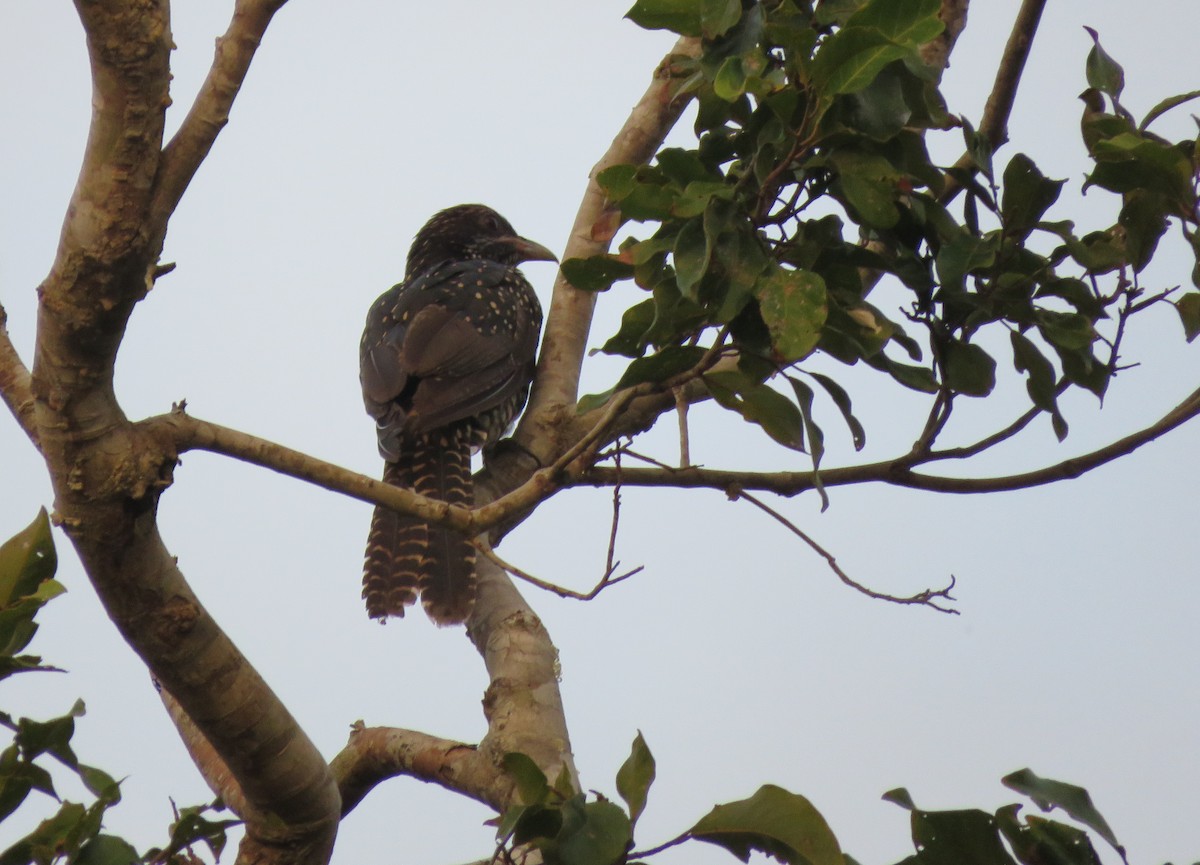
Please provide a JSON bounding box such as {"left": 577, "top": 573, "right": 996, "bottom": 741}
{"left": 485, "top": 214, "right": 500, "bottom": 232}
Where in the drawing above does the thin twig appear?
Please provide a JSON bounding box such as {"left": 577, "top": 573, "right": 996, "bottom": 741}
{"left": 733, "top": 490, "right": 958, "bottom": 614}
{"left": 473, "top": 542, "right": 643, "bottom": 602}
{"left": 674, "top": 387, "right": 691, "bottom": 467}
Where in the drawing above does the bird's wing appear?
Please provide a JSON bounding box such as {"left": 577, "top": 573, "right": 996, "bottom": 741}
{"left": 360, "top": 260, "right": 540, "bottom": 434}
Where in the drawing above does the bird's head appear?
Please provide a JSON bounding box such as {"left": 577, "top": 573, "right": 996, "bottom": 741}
{"left": 405, "top": 204, "right": 558, "bottom": 276}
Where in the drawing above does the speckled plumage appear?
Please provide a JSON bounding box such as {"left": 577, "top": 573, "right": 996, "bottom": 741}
{"left": 360, "top": 205, "right": 551, "bottom": 625}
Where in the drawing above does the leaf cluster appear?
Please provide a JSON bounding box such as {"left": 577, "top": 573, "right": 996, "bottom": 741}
{"left": 498, "top": 734, "right": 1141, "bottom": 865}
{"left": 566, "top": 0, "right": 1200, "bottom": 458}
{"left": 0, "top": 513, "right": 235, "bottom": 865}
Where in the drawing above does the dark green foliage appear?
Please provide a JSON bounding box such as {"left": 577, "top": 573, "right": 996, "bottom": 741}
{"left": 570, "top": 2, "right": 1199, "bottom": 457}
{"left": 499, "top": 734, "right": 1137, "bottom": 865}
{"left": 0, "top": 513, "right": 234, "bottom": 864}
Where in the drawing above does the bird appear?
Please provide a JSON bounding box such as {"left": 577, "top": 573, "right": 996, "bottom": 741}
{"left": 359, "top": 204, "right": 554, "bottom": 625}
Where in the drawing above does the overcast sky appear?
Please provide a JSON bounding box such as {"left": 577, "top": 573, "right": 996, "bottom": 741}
{"left": 1, "top": 2, "right": 1197, "bottom": 863}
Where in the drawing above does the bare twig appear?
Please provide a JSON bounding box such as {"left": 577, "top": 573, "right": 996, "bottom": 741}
{"left": 733, "top": 489, "right": 958, "bottom": 613}
{"left": 474, "top": 542, "right": 642, "bottom": 602}
{"left": 674, "top": 387, "right": 691, "bottom": 467}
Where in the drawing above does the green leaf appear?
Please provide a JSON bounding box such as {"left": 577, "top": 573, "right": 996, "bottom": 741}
{"left": 1010, "top": 332, "right": 1066, "bottom": 441}
{"left": 1001, "top": 769, "right": 1124, "bottom": 857}
{"left": 1175, "top": 293, "right": 1200, "bottom": 342}
{"left": 1036, "top": 311, "right": 1096, "bottom": 352}
{"left": 714, "top": 56, "right": 748, "bottom": 102}
{"left": 808, "top": 373, "right": 866, "bottom": 450}
{"left": 557, "top": 800, "right": 633, "bottom": 865}
{"left": 832, "top": 150, "right": 902, "bottom": 229}
{"left": 596, "top": 164, "right": 638, "bottom": 200}
{"left": 811, "top": 27, "right": 911, "bottom": 96}
{"left": 1001, "top": 154, "right": 1064, "bottom": 239}
{"left": 942, "top": 341, "right": 996, "bottom": 397}
{"left": 787, "top": 377, "right": 829, "bottom": 509}
{"left": 1083, "top": 27, "right": 1125, "bottom": 101}
{"left": 599, "top": 299, "right": 656, "bottom": 358}
{"left": 673, "top": 217, "right": 712, "bottom": 299}
{"left": 689, "top": 784, "right": 843, "bottom": 865}
{"left": 0, "top": 510, "right": 57, "bottom": 609}
{"left": 872, "top": 356, "right": 938, "bottom": 393}
{"left": 614, "top": 345, "right": 708, "bottom": 391}
{"left": 1118, "top": 189, "right": 1169, "bottom": 272}
{"left": 911, "top": 808, "right": 1017, "bottom": 865}
{"left": 935, "top": 232, "right": 998, "bottom": 291}
{"left": 705, "top": 371, "right": 806, "bottom": 450}
{"left": 75, "top": 834, "right": 140, "bottom": 865}
{"left": 882, "top": 787, "right": 917, "bottom": 810}
{"left": 1139, "top": 89, "right": 1200, "bottom": 132}
{"left": 503, "top": 752, "right": 550, "bottom": 806}
{"left": 846, "top": 0, "right": 944, "bottom": 47}
{"left": 625, "top": 0, "right": 740, "bottom": 38}
{"left": 561, "top": 255, "right": 635, "bottom": 292}
{"left": 995, "top": 807, "right": 1105, "bottom": 865}
{"left": 616, "top": 732, "right": 656, "bottom": 828}
{"left": 756, "top": 269, "right": 828, "bottom": 362}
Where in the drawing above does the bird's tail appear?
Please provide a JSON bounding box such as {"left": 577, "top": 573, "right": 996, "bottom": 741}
{"left": 362, "top": 431, "right": 476, "bottom": 625}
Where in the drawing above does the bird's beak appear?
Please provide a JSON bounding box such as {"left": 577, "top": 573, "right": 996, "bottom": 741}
{"left": 506, "top": 236, "right": 559, "bottom": 265}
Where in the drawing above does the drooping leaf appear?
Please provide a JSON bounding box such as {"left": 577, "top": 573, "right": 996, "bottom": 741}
{"left": 705, "top": 370, "right": 806, "bottom": 450}
{"left": 689, "top": 784, "right": 843, "bottom": 865}
{"left": 808, "top": 372, "right": 866, "bottom": 450}
{"left": 1001, "top": 769, "right": 1124, "bottom": 858}
{"left": 615, "top": 732, "right": 656, "bottom": 828}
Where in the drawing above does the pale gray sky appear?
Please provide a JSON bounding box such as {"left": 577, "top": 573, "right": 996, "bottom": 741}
{"left": 1, "top": 3, "right": 1197, "bottom": 864}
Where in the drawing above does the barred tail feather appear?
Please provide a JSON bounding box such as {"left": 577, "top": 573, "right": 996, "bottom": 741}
{"left": 410, "top": 429, "right": 476, "bottom": 626}
{"left": 362, "top": 461, "right": 421, "bottom": 620}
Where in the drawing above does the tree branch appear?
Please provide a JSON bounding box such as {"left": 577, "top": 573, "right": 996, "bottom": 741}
{"left": 517, "top": 36, "right": 701, "bottom": 464}
{"left": 30, "top": 5, "right": 340, "bottom": 863}
{"left": 149, "top": 0, "right": 289, "bottom": 229}
{"left": 331, "top": 725, "right": 506, "bottom": 816}
{"left": 939, "top": 0, "right": 1049, "bottom": 204}
{"left": 0, "top": 303, "right": 38, "bottom": 448}
{"left": 580, "top": 383, "right": 1200, "bottom": 495}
